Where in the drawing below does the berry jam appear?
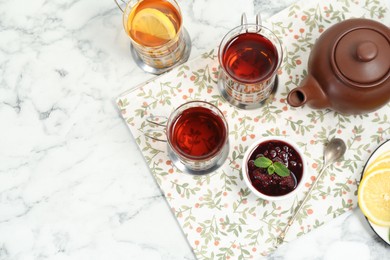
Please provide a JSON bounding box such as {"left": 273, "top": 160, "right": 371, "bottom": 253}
{"left": 247, "top": 140, "right": 303, "bottom": 196}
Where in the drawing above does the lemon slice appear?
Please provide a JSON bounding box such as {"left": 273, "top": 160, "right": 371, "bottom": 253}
{"left": 365, "top": 154, "right": 390, "bottom": 175}
{"left": 358, "top": 168, "right": 390, "bottom": 227}
{"left": 131, "top": 8, "right": 176, "bottom": 41}
{"left": 376, "top": 150, "right": 390, "bottom": 161}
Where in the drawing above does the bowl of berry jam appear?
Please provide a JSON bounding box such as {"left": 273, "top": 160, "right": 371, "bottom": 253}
{"left": 242, "top": 137, "right": 307, "bottom": 201}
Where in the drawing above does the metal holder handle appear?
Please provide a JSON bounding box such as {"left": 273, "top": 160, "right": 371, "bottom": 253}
{"left": 241, "top": 13, "right": 248, "bottom": 25}
{"left": 114, "top": 0, "right": 127, "bottom": 13}
{"left": 144, "top": 115, "right": 168, "bottom": 142}
{"left": 241, "top": 12, "right": 262, "bottom": 32}
{"left": 256, "top": 13, "right": 262, "bottom": 27}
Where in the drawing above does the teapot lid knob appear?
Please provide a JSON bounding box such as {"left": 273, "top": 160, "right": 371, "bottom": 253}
{"left": 356, "top": 41, "right": 378, "bottom": 62}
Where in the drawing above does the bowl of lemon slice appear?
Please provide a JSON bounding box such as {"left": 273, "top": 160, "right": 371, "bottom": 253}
{"left": 358, "top": 139, "right": 390, "bottom": 245}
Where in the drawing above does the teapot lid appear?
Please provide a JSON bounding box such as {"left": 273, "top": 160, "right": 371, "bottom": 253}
{"left": 333, "top": 28, "right": 390, "bottom": 88}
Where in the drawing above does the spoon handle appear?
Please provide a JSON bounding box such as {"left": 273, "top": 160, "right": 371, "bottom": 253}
{"left": 276, "top": 164, "right": 328, "bottom": 246}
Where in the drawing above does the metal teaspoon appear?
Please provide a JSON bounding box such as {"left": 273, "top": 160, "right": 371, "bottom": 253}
{"left": 275, "top": 138, "right": 347, "bottom": 246}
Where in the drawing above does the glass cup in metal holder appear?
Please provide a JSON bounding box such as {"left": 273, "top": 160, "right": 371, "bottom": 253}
{"left": 114, "top": 0, "right": 191, "bottom": 75}
{"left": 145, "top": 101, "right": 229, "bottom": 175}
{"left": 217, "top": 13, "right": 283, "bottom": 109}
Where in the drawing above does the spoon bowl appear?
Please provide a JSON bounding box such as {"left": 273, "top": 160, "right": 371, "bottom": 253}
{"left": 322, "top": 138, "right": 347, "bottom": 169}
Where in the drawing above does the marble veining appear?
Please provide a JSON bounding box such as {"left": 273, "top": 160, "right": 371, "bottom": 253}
{"left": 0, "top": 0, "right": 388, "bottom": 259}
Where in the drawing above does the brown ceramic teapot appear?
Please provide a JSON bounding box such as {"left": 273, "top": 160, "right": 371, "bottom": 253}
{"left": 287, "top": 18, "right": 390, "bottom": 115}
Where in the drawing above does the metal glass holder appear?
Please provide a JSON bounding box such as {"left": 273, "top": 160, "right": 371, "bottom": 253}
{"left": 145, "top": 114, "right": 229, "bottom": 175}
{"left": 115, "top": 0, "right": 192, "bottom": 75}
{"left": 167, "top": 141, "right": 230, "bottom": 176}
{"left": 130, "top": 28, "right": 192, "bottom": 75}
{"left": 217, "top": 12, "right": 281, "bottom": 110}
{"left": 217, "top": 73, "right": 279, "bottom": 110}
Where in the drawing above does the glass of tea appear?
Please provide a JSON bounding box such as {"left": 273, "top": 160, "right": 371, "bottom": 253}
{"left": 217, "top": 14, "right": 283, "bottom": 109}
{"left": 167, "top": 101, "right": 229, "bottom": 174}
{"left": 115, "top": 0, "right": 191, "bottom": 74}
{"left": 146, "top": 101, "right": 229, "bottom": 174}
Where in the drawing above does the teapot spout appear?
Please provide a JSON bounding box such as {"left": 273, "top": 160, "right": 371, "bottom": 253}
{"left": 287, "top": 75, "right": 330, "bottom": 109}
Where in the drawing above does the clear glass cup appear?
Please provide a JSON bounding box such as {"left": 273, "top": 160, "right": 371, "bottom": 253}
{"left": 146, "top": 101, "right": 229, "bottom": 175}
{"left": 217, "top": 14, "right": 283, "bottom": 109}
{"left": 115, "top": 0, "right": 191, "bottom": 74}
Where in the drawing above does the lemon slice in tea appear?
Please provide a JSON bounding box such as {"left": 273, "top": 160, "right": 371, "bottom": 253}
{"left": 131, "top": 8, "right": 176, "bottom": 46}
{"left": 358, "top": 168, "right": 390, "bottom": 227}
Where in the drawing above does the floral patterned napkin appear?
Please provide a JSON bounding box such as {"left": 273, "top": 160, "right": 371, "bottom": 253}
{"left": 117, "top": 0, "right": 390, "bottom": 258}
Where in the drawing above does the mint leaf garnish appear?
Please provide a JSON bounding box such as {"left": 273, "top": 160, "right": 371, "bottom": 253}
{"left": 254, "top": 157, "right": 272, "bottom": 168}
{"left": 253, "top": 157, "right": 290, "bottom": 177}
{"left": 268, "top": 165, "right": 275, "bottom": 175}
{"left": 274, "top": 162, "right": 290, "bottom": 177}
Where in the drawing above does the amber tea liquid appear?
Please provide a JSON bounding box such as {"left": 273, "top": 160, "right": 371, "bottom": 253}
{"left": 221, "top": 32, "right": 279, "bottom": 84}
{"left": 126, "top": 0, "right": 182, "bottom": 47}
{"left": 169, "top": 107, "right": 227, "bottom": 159}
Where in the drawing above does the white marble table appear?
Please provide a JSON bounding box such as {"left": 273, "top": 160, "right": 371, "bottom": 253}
{"left": 0, "top": 0, "right": 388, "bottom": 259}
